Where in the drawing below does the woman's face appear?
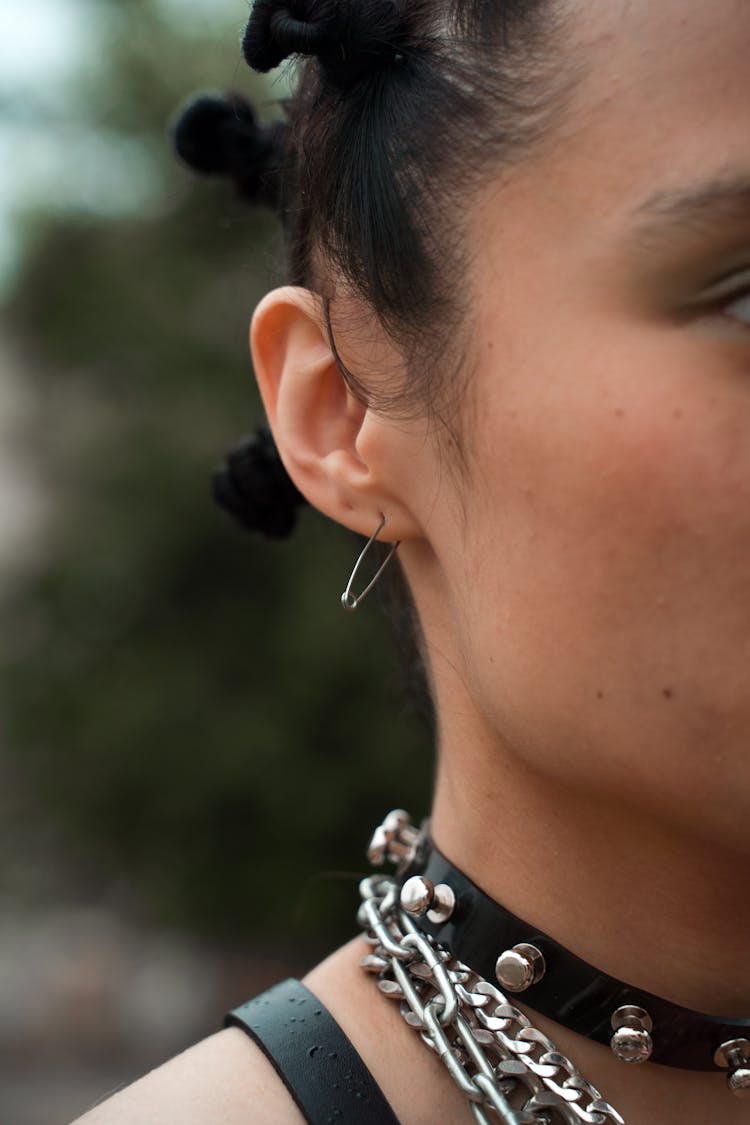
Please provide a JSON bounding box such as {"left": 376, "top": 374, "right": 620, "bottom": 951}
{"left": 421, "top": 0, "right": 750, "bottom": 852}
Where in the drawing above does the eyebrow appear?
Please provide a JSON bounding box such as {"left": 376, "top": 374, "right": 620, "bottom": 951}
{"left": 631, "top": 172, "right": 750, "bottom": 240}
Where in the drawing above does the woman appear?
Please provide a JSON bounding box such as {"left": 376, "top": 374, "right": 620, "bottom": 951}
{"left": 77, "top": 0, "right": 750, "bottom": 1121}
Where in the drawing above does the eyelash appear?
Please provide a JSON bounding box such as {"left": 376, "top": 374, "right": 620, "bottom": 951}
{"left": 693, "top": 268, "right": 750, "bottom": 327}
{"left": 720, "top": 285, "right": 750, "bottom": 327}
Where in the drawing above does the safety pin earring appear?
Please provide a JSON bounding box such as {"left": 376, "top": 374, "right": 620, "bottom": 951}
{"left": 341, "top": 514, "right": 400, "bottom": 612}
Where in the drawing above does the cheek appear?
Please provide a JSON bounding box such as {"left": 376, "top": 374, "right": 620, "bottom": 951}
{"left": 457, "top": 326, "right": 750, "bottom": 824}
{"left": 471, "top": 322, "right": 750, "bottom": 632}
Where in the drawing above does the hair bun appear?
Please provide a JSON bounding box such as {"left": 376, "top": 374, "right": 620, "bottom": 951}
{"left": 173, "top": 93, "right": 286, "bottom": 208}
{"left": 243, "top": 0, "right": 413, "bottom": 88}
{"left": 243, "top": 0, "right": 338, "bottom": 73}
{"left": 212, "top": 427, "right": 308, "bottom": 540}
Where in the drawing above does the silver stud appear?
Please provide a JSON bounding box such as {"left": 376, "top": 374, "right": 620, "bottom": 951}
{"left": 400, "top": 875, "right": 434, "bottom": 916}
{"left": 610, "top": 1006, "right": 654, "bottom": 1064}
{"left": 367, "top": 809, "right": 412, "bottom": 866}
{"left": 495, "top": 943, "right": 546, "bottom": 993}
{"left": 367, "top": 825, "right": 389, "bottom": 867}
{"left": 728, "top": 1070, "right": 750, "bottom": 1099}
{"left": 427, "top": 883, "right": 456, "bottom": 924}
{"left": 399, "top": 876, "right": 456, "bottom": 923}
{"left": 714, "top": 1039, "right": 750, "bottom": 1099}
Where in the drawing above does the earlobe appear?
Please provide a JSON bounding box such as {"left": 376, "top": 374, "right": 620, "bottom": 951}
{"left": 249, "top": 287, "right": 419, "bottom": 541}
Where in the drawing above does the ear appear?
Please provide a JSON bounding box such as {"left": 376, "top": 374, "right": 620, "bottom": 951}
{"left": 250, "top": 286, "right": 422, "bottom": 541}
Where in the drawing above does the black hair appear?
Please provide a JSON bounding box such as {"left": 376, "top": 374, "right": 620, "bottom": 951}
{"left": 211, "top": 426, "right": 307, "bottom": 540}
{"left": 174, "top": 0, "right": 571, "bottom": 538}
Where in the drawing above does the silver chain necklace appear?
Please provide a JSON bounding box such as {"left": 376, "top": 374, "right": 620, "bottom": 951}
{"left": 357, "top": 819, "right": 627, "bottom": 1125}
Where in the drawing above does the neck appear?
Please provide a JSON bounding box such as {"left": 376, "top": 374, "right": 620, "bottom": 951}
{"left": 431, "top": 734, "right": 749, "bottom": 1018}
{"left": 429, "top": 716, "right": 750, "bottom": 1122}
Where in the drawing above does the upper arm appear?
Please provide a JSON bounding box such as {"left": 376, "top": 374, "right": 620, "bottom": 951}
{"left": 72, "top": 1027, "right": 305, "bottom": 1125}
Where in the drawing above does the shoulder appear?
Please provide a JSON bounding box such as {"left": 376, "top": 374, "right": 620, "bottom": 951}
{"left": 71, "top": 1025, "right": 305, "bottom": 1125}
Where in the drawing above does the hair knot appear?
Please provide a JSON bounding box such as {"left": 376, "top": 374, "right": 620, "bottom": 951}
{"left": 243, "top": 0, "right": 413, "bottom": 88}
{"left": 212, "top": 427, "right": 308, "bottom": 540}
{"left": 173, "top": 93, "right": 287, "bottom": 209}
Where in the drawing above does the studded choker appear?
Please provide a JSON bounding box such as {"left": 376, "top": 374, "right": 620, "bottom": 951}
{"left": 368, "top": 810, "right": 750, "bottom": 1099}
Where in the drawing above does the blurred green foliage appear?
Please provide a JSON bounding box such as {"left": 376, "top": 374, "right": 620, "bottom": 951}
{"left": 0, "top": 0, "right": 431, "bottom": 948}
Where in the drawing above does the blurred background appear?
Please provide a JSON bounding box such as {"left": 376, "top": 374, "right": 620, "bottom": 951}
{"left": 0, "top": 1, "right": 432, "bottom": 1120}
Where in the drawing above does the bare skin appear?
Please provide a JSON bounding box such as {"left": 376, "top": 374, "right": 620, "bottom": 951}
{"left": 75, "top": 1, "right": 750, "bottom": 1122}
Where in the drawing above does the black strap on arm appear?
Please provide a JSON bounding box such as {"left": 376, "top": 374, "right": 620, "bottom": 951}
{"left": 225, "top": 977, "right": 400, "bottom": 1125}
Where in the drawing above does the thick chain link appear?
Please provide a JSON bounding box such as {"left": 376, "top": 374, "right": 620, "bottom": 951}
{"left": 357, "top": 813, "right": 626, "bottom": 1125}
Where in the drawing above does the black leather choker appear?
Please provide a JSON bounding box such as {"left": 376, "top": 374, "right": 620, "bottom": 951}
{"left": 400, "top": 836, "right": 750, "bottom": 1090}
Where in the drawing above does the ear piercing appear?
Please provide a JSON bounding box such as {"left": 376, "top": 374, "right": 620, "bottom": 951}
{"left": 341, "top": 514, "right": 400, "bottom": 611}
